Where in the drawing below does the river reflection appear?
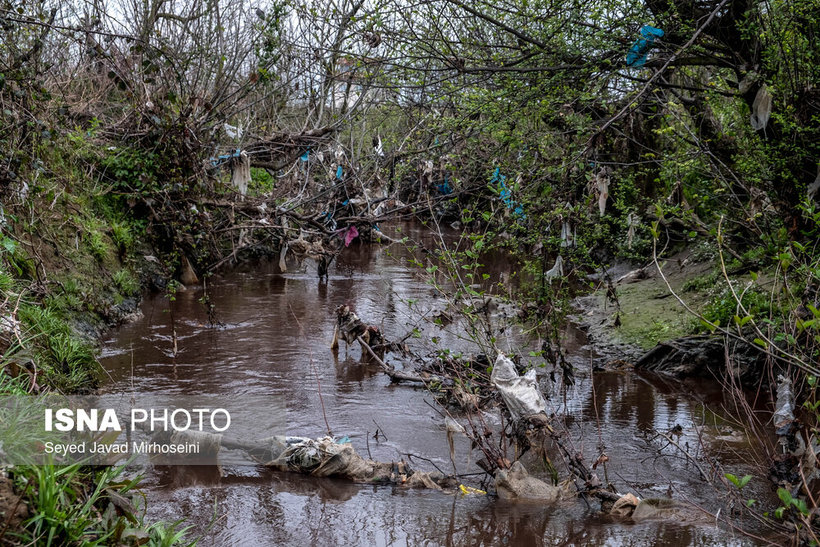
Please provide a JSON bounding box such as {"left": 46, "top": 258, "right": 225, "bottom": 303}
{"left": 100, "top": 222, "right": 766, "bottom": 546}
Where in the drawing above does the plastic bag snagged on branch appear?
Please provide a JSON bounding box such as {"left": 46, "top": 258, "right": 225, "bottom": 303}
{"left": 750, "top": 85, "right": 772, "bottom": 131}
{"left": 544, "top": 255, "right": 564, "bottom": 283}
{"left": 594, "top": 168, "right": 610, "bottom": 216}
{"left": 626, "top": 212, "right": 639, "bottom": 249}
{"left": 490, "top": 353, "right": 547, "bottom": 421}
{"left": 230, "top": 151, "right": 251, "bottom": 199}
{"left": 560, "top": 221, "right": 576, "bottom": 248}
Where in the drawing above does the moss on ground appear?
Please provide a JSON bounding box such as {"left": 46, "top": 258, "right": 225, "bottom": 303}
{"left": 578, "top": 253, "right": 716, "bottom": 352}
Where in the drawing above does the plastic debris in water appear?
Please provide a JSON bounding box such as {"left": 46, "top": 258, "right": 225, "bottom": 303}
{"left": 459, "top": 484, "right": 486, "bottom": 496}
{"left": 626, "top": 25, "right": 664, "bottom": 67}
{"left": 490, "top": 353, "right": 548, "bottom": 421}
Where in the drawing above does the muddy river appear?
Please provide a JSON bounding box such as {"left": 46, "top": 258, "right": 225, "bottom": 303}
{"left": 99, "top": 223, "right": 768, "bottom": 545}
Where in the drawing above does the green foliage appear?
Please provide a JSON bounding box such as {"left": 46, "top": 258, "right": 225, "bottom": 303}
{"left": 111, "top": 221, "right": 135, "bottom": 256}
{"left": 775, "top": 488, "right": 810, "bottom": 519}
{"left": 725, "top": 473, "right": 752, "bottom": 490}
{"left": 16, "top": 303, "right": 99, "bottom": 391}
{"left": 10, "top": 463, "right": 195, "bottom": 546}
{"left": 98, "top": 145, "right": 161, "bottom": 195}
{"left": 698, "top": 282, "right": 773, "bottom": 331}
{"left": 21, "top": 464, "right": 110, "bottom": 545}
{"left": 86, "top": 229, "right": 109, "bottom": 263}
{"left": 248, "top": 167, "right": 275, "bottom": 195}
{"left": 113, "top": 269, "right": 140, "bottom": 296}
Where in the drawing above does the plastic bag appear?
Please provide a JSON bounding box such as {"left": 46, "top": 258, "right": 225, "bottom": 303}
{"left": 490, "top": 353, "right": 547, "bottom": 421}
{"left": 750, "top": 85, "right": 772, "bottom": 131}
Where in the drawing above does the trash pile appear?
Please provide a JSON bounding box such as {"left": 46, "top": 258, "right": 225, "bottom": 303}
{"left": 258, "top": 436, "right": 449, "bottom": 489}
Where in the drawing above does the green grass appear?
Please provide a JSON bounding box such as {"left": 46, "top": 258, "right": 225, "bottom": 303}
{"left": 6, "top": 463, "right": 197, "bottom": 546}
{"left": 112, "top": 269, "right": 139, "bottom": 295}
{"left": 15, "top": 303, "right": 99, "bottom": 392}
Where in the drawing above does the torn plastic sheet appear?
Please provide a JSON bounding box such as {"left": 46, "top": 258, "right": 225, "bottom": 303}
{"left": 750, "top": 85, "right": 773, "bottom": 131}
{"left": 626, "top": 25, "right": 664, "bottom": 67}
{"left": 560, "top": 220, "right": 576, "bottom": 247}
{"left": 490, "top": 168, "right": 526, "bottom": 219}
{"left": 544, "top": 255, "right": 564, "bottom": 283}
{"left": 626, "top": 212, "right": 639, "bottom": 248}
{"left": 773, "top": 375, "right": 794, "bottom": 433}
{"left": 808, "top": 166, "right": 820, "bottom": 202}
{"left": 595, "top": 168, "right": 610, "bottom": 216}
{"left": 490, "top": 353, "right": 547, "bottom": 421}
{"left": 230, "top": 150, "right": 251, "bottom": 199}
{"left": 210, "top": 148, "right": 241, "bottom": 167}
{"left": 436, "top": 176, "right": 452, "bottom": 195}
{"left": 343, "top": 225, "right": 359, "bottom": 247}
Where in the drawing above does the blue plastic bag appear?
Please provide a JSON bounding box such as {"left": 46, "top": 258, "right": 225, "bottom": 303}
{"left": 626, "top": 25, "right": 664, "bottom": 67}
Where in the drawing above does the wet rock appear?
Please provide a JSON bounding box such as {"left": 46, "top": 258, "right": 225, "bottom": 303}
{"left": 108, "top": 297, "right": 141, "bottom": 324}
{"left": 495, "top": 461, "right": 561, "bottom": 502}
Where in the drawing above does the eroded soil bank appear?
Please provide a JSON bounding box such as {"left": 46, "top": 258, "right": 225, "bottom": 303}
{"left": 100, "top": 223, "right": 772, "bottom": 546}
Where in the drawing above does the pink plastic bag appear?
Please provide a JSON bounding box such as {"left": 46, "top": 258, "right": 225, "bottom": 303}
{"left": 343, "top": 225, "right": 359, "bottom": 247}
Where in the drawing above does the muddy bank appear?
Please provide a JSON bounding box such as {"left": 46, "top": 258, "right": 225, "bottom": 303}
{"left": 572, "top": 250, "right": 715, "bottom": 361}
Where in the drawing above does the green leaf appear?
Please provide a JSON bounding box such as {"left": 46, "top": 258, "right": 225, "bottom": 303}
{"left": 1, "top": 237, "right": 16, "bottom": 253}
{"left": 753, "top": 338, "right": 768, "bottom": 349}
{"left": 777, "top": 487, "right": 792, "bottom": 507}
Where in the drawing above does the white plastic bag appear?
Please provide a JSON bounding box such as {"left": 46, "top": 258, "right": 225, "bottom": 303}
{"left": 490, "top": 353, "right": 547, "bottom": 421}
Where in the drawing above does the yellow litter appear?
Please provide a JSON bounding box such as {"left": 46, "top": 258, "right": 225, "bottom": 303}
{"left": 459, "top": 484, "right": 486, "bottom": 496}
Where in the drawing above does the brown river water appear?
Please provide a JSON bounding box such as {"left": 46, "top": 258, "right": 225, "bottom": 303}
{"left": 99, "top": 223, "right": 770, "bottom": 546}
